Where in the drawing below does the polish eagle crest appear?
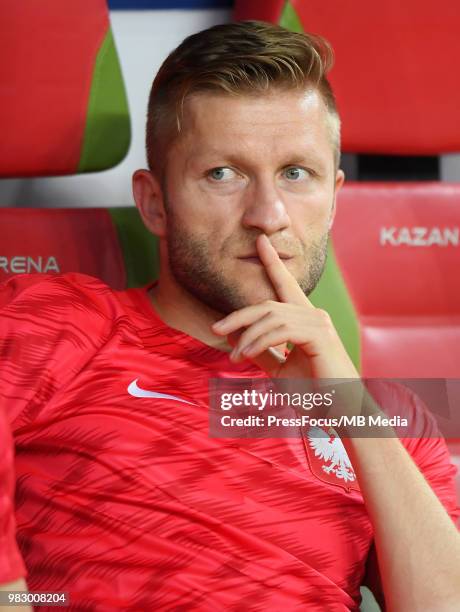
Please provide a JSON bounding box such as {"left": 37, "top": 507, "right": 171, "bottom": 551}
{"left": 307, "top": 426, "right": 356, "bottom": 482}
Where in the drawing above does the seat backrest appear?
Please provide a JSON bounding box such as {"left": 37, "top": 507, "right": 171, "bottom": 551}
{"left": 0, "top": 207, "right": 159, "bottom": 290}
{"left": 234, "top": 0, "right": 460, "bottom": 155}
{"left": 0, "top": 0, "right": 130, "bottom": 177}
{"left": 313, "top": 182, "right": 460, "bottom": 378}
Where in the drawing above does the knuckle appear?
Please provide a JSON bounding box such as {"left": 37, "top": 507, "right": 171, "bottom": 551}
{"left": 315, "top": 308, "right": 332, "bottom": 325}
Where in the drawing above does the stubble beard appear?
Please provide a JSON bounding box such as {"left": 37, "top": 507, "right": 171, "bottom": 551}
{"left": 164, "top": 208, "right": 330, "bottom": 316}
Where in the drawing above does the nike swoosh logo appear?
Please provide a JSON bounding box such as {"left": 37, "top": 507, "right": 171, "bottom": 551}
{"left": 127, "top": 379, "right": 197, "bottom": 405}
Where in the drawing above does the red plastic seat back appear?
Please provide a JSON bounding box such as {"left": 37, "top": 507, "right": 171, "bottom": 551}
{"left": 332, "top": 183, "right": 460, "bottom": 378}
{"left": 0, "top": 209, "right": 126, "bottom": 289}
{"left": 0, "top": 0, "right": 130, "bottom": 177}
{"left": 234, "top": 0, "right": 460, "bottom": 154}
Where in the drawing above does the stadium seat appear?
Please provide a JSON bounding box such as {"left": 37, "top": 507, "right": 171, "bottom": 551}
{"left": 0, "top": 0, "right": 130, "bottom": 177}
{"left": 0, "top": 207, "right": 158, "bottom": 290}
{"left": 310, "top": 183, "right": 460, "bottom": 539}
{"left": 312, "top": 183, "right": 460, "bottom": 379}
{"left": 234, "top": 0, "right": 460, "bottom": 155}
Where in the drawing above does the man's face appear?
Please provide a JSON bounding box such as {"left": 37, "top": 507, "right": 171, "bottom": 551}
{"left": 161, "top": 88, "right": 343, "bottom": 315}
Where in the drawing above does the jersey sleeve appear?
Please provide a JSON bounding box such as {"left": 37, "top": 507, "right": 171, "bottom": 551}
{"left": 369, "top": 381, "right": 460, "bottom": 527}
{"left": 0, "top": 272, "right": 114, "bottom": 582}
{"left": 361, "top": 381, "right": 459, "bottom": 609}
{"left": 0, "top": 406, "right": 27, "bottom": 583}
{"left": 401, "top": 390, "right": 460, "bottom": 527}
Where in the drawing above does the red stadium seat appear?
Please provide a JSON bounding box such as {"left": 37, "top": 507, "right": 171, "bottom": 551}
{"left": 234, "top": 0, "right": 460, "bottom": 155}
{"left": 0, "top": 207, "right": 159, "bottom": 291}
{"left": 0, "top": 0, "right": 130, "bottom": 177}
{"left": 308, "top": 183, "right": 460, "bottom": 518}
{"left": 325, "top": 183, "right": 460, "bottom": 378}
{"left": 0, "top": 209, "right": 126, "bottom": 289}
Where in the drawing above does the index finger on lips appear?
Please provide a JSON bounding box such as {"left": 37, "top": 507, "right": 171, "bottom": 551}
{"left": 257, "top": 234, "right": 314, "bottom": 308}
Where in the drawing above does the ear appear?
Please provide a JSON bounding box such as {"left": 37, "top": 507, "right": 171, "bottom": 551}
{"left": 132, "top": 169, "right": 167, "bottom": 237}
{"left": 328, "top": 168, "right": 345, "bottom": 230}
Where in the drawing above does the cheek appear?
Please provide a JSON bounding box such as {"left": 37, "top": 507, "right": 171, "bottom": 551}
{"left": 178, "top": 190, "right": 243, "bottom": 242}
{"left": 171, "top": 180, "right": 238, "bottom": 221}
{"left": 170, "top": 209, "right": 230, "bottom": 254}
{"left": 298, "top": 187, "right": 335, "bottom": 225}
{"left": 289, "top": 202, "right": 332, "bottom": 233}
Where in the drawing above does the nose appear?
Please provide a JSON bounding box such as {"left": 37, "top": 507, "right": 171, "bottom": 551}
{"left": 241, "top": 175, "right": 291, "bottom": 236}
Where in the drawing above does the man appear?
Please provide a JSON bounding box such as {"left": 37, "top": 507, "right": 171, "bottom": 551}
{"left": 1, "top": 20, "right": 459, "bottom": 611}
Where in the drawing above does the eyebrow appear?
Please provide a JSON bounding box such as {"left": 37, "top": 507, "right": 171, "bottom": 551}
{"left": 188, "top": 149, "right": 327, "bottom": 171}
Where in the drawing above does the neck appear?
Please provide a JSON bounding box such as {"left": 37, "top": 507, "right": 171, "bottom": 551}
{"left": 148, "top": 274, "right": 233, "bottom": 352}
{"left": 148, "top": 271, "right": 287, "bottom": 357}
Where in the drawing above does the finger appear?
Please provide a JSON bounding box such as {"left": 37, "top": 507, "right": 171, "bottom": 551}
{"left": 229, "top": 311, "right": 277, "bottom": 358}
{"left": 249, "top": 344, "right": 314, "bottom": 379}
{"left": 227, "top": 329, "right": 287, "bottom": 377}
{"left": 236, "top": 326, "right": 291, "bottom": 361}
{"left": 245, "top": 346, "right": 287, "bottom": 378}
{"left": 212, "top": 303, "right": 271, "bottom": 335}
{"left": 228, "top": 324, "right": 286, "bottom": 362}
{"left": 257, "top": 234, "right": 314, "bottom": 307}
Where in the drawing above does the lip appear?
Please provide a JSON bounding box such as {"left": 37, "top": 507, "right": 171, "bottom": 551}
{"left": 238, "top": 257, "right": 263, "bottom": 264}
{"left": 238, "top": 254, "right": 294, "bottom": 260}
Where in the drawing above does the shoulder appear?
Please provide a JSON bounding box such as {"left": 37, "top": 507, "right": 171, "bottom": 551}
{"left": 1, "top": 271, "right": 117, "bottom": 311}
{"left": 366, "top": 379, "right": 444, "bottom": 440}
{"left": 0, "top": 274, "right": 134, "bottom": 426}
{"left": 0, "top": 272, "right": 129, "bottom": 331}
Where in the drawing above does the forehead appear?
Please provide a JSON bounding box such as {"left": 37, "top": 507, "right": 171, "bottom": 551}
{"left": 172, "top": 88, "right": 335, "bottom": 168}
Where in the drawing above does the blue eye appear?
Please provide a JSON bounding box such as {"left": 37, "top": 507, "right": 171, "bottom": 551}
{"left": 209, "top": 167, "right": 235, "bottom": 181}
{"left": 284, "top": 167, "right": 309, "bottom": 181}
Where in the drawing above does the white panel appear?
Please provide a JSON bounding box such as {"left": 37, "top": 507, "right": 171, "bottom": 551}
{"left": 441, "top": 154, "right": 460, "bottom": 182}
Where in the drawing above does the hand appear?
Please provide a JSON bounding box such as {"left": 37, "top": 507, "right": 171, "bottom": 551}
{"left": 211, "top": 234, "right": 359, "bottom": 381}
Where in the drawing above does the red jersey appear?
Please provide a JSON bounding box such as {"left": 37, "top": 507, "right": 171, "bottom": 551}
{"left": 0, "top": 273, "right": 458, "bottom": 611}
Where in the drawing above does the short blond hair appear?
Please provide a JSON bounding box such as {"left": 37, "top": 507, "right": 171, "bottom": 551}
{"left": 146, "top": 20, "right": 341, "bottom": 177}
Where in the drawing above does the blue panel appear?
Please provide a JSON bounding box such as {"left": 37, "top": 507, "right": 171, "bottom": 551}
{"left": 109, "top": 0, "right": 233, "bottom": 8}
